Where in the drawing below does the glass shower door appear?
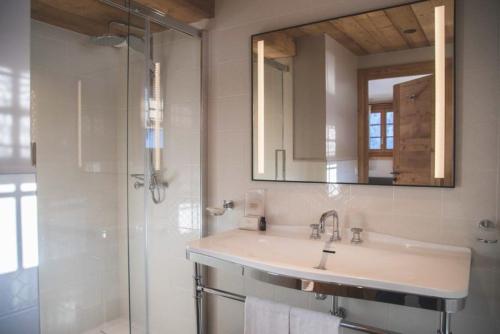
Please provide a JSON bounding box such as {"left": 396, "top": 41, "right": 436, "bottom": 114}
{"left": 127, "top": 18, "right": 202, "bottom": 334}
{"left": 33, "top": 16, "right": 131, "bottom": 334}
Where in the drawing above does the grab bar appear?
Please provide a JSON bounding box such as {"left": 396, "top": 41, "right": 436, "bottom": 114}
{"left": 196, "top": 285, "right": 400, "bottom": 334}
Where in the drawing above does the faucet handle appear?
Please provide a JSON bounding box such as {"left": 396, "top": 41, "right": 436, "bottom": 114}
{"left": 351, "top": 227, "right": 363, "bottom": 244}
{"left": 310, "top": 224, "right": 321, "bottom": 240}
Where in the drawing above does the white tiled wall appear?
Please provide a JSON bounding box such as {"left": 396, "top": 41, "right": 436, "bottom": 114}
{"left": 32, "top": 20, "right": 129, "bottom": 334}
{"left": 206, "top": 0, "right": 500, "bottom": 333}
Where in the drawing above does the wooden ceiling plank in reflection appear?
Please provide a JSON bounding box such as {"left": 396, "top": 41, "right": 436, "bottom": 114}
{"left": 32, "top": 1, "right": 109, "bottom": 36}
{"left": 410, "top": 1, "right": 436, "bottom": 44}
{"left": 411, "top": 0, "right": 454, "bottom": 45}
{"left": 35, "top": 0, "right": 128, "bottom": 25}
{"left": 318, "top": 21, "right": 367, "bottom": 56}
{"left": 355, "top": 11, "right": 409, "bottom": 52}
{"left": 330, "top": 17, "right": 385, "bottom": 54}
{"left": 32, "top": 0, "right": 159, "bottom": 37}
{"left": 283, "top": 27, "right": 307, "bottom": 39}
{"left": 254, "top": 32, "right": 296, "bottom": 59}
{"left": 442, "top": 0, "right": 454, "bottom": 39}
{"left": 384, "top": 6, "right": 430, "bottom": 48}
{"left": 135, "top": 0, "right": 214, "bottom": 23}
{"left": 299, "top": 23, "right": 325, "bottom": 36}
{"left": 32, "top": 0, "right": 214, "bottom": 38}
{"left": 432, "top": 0, "right": 454, "bottom": 41}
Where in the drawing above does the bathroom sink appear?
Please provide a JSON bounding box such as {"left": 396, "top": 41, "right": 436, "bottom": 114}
{"left": 186, "top": 227, "right": 471, "bottom": 300}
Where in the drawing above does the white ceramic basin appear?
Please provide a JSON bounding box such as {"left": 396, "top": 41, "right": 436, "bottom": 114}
{"left": 187, "top": 227, "right": 471, "bottom": 299}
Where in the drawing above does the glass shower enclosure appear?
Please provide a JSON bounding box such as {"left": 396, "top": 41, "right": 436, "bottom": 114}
{"left": 31, "top": 1, "right": 204, "bottom": 333}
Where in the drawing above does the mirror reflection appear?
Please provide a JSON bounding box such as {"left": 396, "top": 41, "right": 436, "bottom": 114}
{"left": 252, "top": 0, "right": 454, "bottom": 186}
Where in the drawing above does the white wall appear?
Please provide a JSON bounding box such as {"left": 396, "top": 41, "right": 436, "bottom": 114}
{"left": 293, "top": 34, "right": 327, "bottom": 160}
{"left": 369, "top": 158, "right": 393, "bottom": 178}
{"left": 325, "top": 34, "right": 358, "bottom": 163}
{"left": 206, "top": 0, "right": 500, "bottom": 333}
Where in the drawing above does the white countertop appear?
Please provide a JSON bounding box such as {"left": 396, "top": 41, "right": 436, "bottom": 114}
{"left": 187, "top": 227, "right": 471, "bottom": 299}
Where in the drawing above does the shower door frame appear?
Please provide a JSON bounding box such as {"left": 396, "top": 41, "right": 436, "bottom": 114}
{"left": 99, "top": 1, "right": 208, "bottom": 333}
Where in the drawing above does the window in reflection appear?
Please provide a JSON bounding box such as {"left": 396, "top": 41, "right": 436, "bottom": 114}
{"left": 21, "top": 195, "right": 38, "bottom": 268}
{"left": 18, "top": 71, "right": 30, "bottom": 110}
{"left": 0, "top": 197, "right": 17, "bottom": 274}
{"left": 20, "top": 182, "right": 36, "bottom": 192}
{"left": 326, "top": 125, "right": 336, "bottom": 157}
{"left": 19, "top": 115, "right": 31, "bottom": 158}
{"left": 386, "top": 112, "right": 394, "bottom": 150}
{"left": 0, "top": 183, "right": 16, "bottom": 193}
{"left": 326, "top": 162, "right": 338, "bottom": 184}
{"left": 0, "top": 175, "right": 38, "bottom": 275}
{"left": 178, "top": 201, "right": 200, "bottom": 231}
{"left": 0, "top": 113, "right": 13, "bottom": 158}
{"left": 368, "top": 108, "right": 393, "bottom": 153}
{"left": 0, "top": 66, "right": 13, "bottom": 108}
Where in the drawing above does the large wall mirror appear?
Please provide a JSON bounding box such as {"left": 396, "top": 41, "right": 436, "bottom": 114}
{"left": 251, "top": 0, "right": 454, "bottom": 187}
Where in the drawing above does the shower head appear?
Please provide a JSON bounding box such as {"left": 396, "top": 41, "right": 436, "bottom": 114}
{"left": 89, "top": 34, "right": 145, "bottom": 53}
{"left": 90, "top": 34, "right": 127, "bottom": 47}
{"left": 90, "top": 21, "right": 146, "bottom": 53}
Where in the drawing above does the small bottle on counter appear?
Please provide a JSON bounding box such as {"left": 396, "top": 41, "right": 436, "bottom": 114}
{"left": 258, "top": 216, "right": 267, "bottom": 231}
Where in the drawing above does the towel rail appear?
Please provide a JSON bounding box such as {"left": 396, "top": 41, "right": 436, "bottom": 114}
{"left": 196, "top": 284, "right": 401, "bottom": 334}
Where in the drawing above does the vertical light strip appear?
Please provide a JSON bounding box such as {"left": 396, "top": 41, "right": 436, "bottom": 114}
{"left": 153, "top": 62, "right": 161, "bottom": 172}
{"left": 257, "top": 40, "right": 265, "bottom": 174}
{"left": 77, "top": 80, "right": 82, "bottom": 168}
{"left": 434, "top": 5, "right": 445, "bottom": 179}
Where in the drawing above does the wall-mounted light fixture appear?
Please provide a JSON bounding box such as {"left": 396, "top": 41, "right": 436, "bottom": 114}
{"left": 152, "top": 61, "right": 162, "bottom": 172}
{"left": 434, "top": 5, "right": 445, "bottom": 179}
{"left": 77, "top": 80, "right": 82, "bottom": 168}
{"left": 257, "top": 39, "right": 265, "bottom": 174}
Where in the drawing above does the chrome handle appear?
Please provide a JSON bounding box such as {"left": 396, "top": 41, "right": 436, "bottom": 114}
{"left": 31, "top": 142, "right": 37, "bottom": 166}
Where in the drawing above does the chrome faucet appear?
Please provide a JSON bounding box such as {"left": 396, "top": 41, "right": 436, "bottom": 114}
{"left": 319, "top": 210, "right": 341, "bottom": 242}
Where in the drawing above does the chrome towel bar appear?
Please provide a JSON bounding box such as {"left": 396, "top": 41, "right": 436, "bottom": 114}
{"left": 196, "top": 284, "right": 401, "bottom": 334}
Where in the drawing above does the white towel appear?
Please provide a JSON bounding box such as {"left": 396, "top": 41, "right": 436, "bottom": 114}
{"left": 244, "top": 297, "right": 290, "bottom": 334}
{"left": 290, "top": 307, "right": 342, "bottom": 334}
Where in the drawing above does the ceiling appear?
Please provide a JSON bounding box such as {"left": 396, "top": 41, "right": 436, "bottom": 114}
{"left": 254, "top": 0, "right": 454, "bottom": 58}
{"left": 31, "top": 0, "right": 214, "bottom": 37}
